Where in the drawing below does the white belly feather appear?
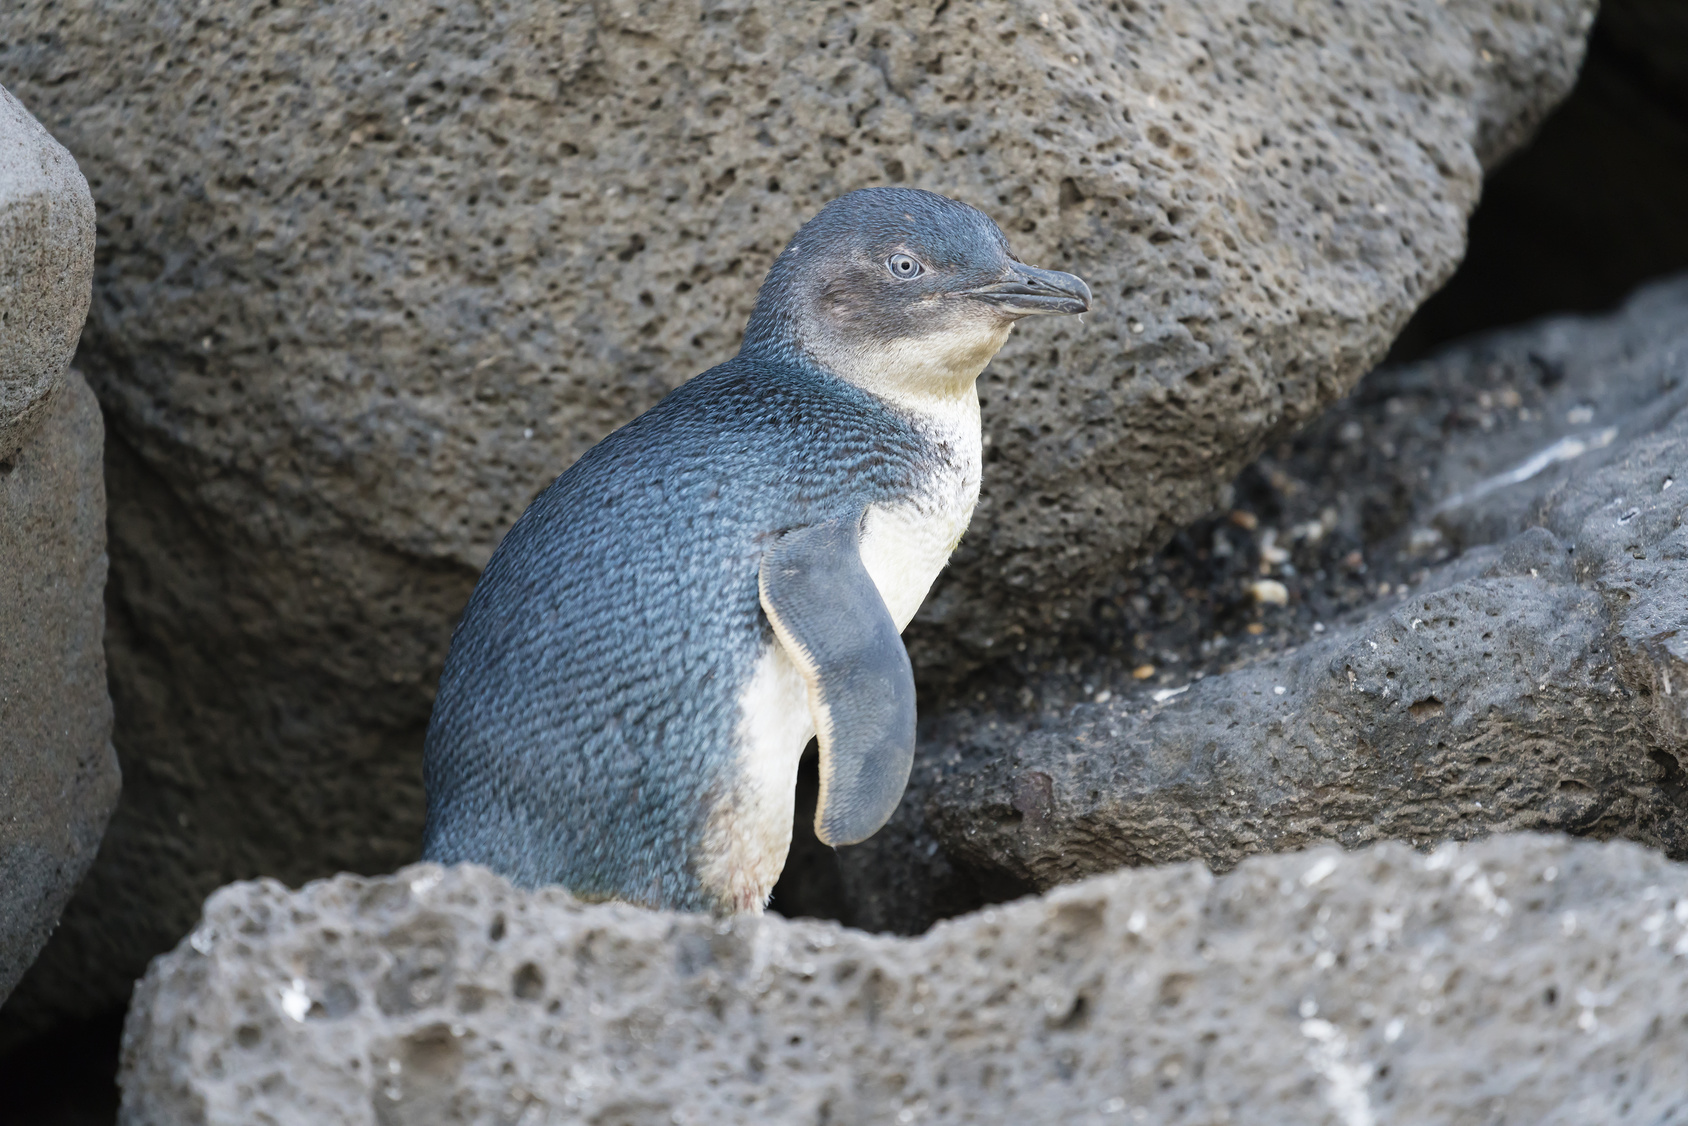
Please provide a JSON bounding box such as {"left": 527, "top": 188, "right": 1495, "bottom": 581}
{"left": 861, "top": 386, "right": 982, "bottom": 628}
{"left": 703, "top": 389, "right": 983, "bottom": 911}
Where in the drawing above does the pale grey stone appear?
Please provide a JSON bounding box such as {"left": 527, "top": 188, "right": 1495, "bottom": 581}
{"left": 0, "top": 370, "right": 117, "bottom": 1006}
{"left": 118, "top": 834, "right": 1688, "bottom": 1125}
{"left": 0, "top": 82, "right": 93, "bottom": 461}
{"left": 0, "top": 82, "right": 111, "bottom": 1010}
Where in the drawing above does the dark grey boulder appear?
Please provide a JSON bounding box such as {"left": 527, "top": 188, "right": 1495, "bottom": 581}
{"left": 840, "top": 273, "right": 1688, "bottom": 932}
{"left": 118, "top": 834, "right": 1688, "bottom": 1125}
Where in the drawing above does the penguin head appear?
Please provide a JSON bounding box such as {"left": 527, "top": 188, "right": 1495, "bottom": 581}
{"left": 741, "top": 187, "right": 1092, "bottom": 404}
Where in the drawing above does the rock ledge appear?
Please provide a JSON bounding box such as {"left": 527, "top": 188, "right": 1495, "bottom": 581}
{"left": 122, "top": 834, "right": 1688, "bottom": 1125}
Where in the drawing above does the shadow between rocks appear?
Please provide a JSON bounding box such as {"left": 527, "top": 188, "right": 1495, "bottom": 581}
{"left": 0, "top": 1007, "right": 123, "bottom": 1126}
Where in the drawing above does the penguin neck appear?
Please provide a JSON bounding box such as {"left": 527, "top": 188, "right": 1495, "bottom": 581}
{"left": 748, "top": 320, "right": 1011, "bottom": 419}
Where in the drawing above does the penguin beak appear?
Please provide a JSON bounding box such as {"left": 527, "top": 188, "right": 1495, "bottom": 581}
{"left": 966, "top": 264, "right": 1092, "bottom": 317}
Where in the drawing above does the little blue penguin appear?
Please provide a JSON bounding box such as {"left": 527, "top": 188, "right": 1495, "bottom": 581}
{"left": 422, "top": 186, "right": 1091, "bottom": 914}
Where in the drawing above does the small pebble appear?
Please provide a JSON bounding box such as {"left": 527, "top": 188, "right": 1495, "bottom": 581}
{"left": 1132, "top": 664, "right": 1156, "bottom": 680}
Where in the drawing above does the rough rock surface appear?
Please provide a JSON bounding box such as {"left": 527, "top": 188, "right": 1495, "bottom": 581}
{"left": 0, "top": 83, "right": 94, "bottom": 462}
{"left": 121, "top": 834, "right": 1688, "bottom": 1125}
{"left": 0, "top": 0, "right": 1596, "bottom": 656}
{"left": 834, "top": 273, "right": 1688, "bottom": 933}
{"left": 0, "top": 84, "right": 113, "bottom": 1010}
{"left": 0, "top": 0, "right": 1596, "bottom": 1034}
{"left": 0, "top": 372, "right": 118, "bottom": 1008}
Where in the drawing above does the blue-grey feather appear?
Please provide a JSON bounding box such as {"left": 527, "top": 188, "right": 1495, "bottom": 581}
{"left": 422, "top": 357, "right": 936, "bottom": 910}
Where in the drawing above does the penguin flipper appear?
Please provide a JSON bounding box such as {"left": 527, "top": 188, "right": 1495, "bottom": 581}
{"left": 758, "top": 516, "right": 917, "bottom": 847}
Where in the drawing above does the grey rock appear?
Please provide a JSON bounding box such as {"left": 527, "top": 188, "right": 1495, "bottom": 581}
{"left": 0, "top": 85, "right": 111, "bottom": 1010}
{"left": 0, "top": 0, "right": 1594, "bottom": 1031}
{"left": 0, "top": 82, "right": 94, "bottom": 461}
{"left": 848, "top": 273, "right": 1688, "bottom": 931}
{"left": 119, "top": 834, "right": 1688, "bottom": 1125}
{"left": 0, "top": 0, "right": 1595, "bottom": 658}
{"left": 0, "top": 370, "right": 118, "bottom": 1007}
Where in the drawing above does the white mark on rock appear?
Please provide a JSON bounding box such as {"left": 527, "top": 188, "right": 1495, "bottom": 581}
{"left": 1561, "top": 911, "right": 1578, "bottom": 936}
{"left": 1408, "top": 526, "right": 1442, "bottom": 552}
{"left": 1575, "top": 988, "right": 1615, "bottom": 1033}
{"left": 1127, "top": 910, "right": 1147, "bottom": 934}
{"left": 1383, "top": 1018, "right": 1404, "bottom": 1043}
{"left": 1302, "top": 855, "right": 1341, "bottom": 887}
{"left": 280, "top": 978, "right": 312, "bottom": 1023}
{"left": 1366, "top": 906, "right": 1405, "bottom": 949}
{"left": 1274, "top": 685, "right": 1287, "bottom": 696}
{"left": 409, "top": 869, "right": 443, "bottom": 897}
{"left": 188, "top": 926, "right": 216, "bottom": 956}
{"left": 895, "top": 1097, "right": 929, "bottom": 1123}
{"left": 1151, "top": 685, "right": 1189, "bottom": 704}
{"left": 1301, "top": 1018, "right": 1377, "bottom": 1126}
{"left": 1425, "top": 842, "right": 1460, "bottom": 871}
{"left": 1452, "top": 862, "right": 1508, "bottom": 916}
{"left": 1432, "top": 427, "right": 1618, "bottom": 515}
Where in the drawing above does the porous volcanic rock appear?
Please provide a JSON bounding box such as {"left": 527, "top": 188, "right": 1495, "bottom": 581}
{"left": 0, "top": 0, "right": 1594, "bottom": 1030}
{"left": 120, "top": 834, "right": 1688, "bottom": 1125}
{"left": 0, "top": 83, "right": 112, "bottom": 1009}
{"left": 0, "top": 0, "right": 1596, "bottom": 653}
{"left": 837, "top": 273, "right": 1688, "bottom": 933}
{"left": 0, "top": 83, "right": 94, "bottom": 461}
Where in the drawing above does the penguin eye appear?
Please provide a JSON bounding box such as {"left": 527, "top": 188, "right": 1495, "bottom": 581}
{"left": 886, "top": 253, "right": 924, "bottom": 279}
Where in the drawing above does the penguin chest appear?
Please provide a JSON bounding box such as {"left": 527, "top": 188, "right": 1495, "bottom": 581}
{"left": 858, "top": 411, "right": 983, "bottom": 632}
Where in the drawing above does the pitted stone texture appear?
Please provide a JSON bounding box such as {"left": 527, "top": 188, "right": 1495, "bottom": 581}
{"left": 0, "top": 83, "right": 94, "bottom": 462}
{"left": 0, "top": 370, "right": 118, "bottom": 1006}
{"left": 0, "top": 1, "right": 1593, "bottom": 653}
{"left": 119, "top": 835, "right": 1688, "bottom": 1125}
{"left": 0, "top": 0, "right": 1593, "bottom": 1031}
{"left": 846, "top": 274, "right": 1688, "bottom": 931}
